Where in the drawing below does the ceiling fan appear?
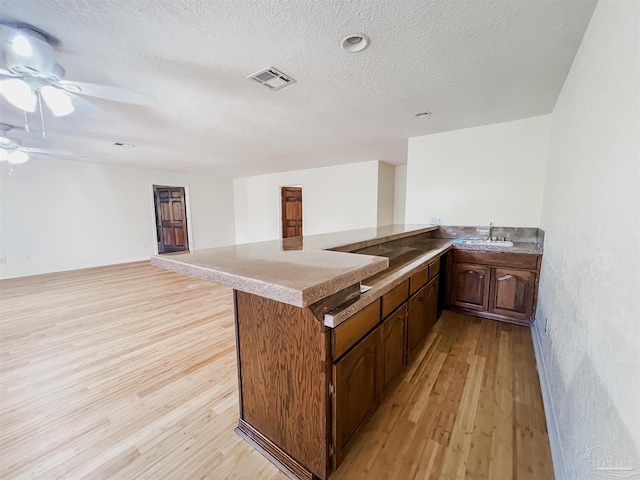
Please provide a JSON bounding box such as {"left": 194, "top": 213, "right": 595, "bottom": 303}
{"left": 0, "top": 24, "right": 154, "bottom": 119}
{"left": 0, "top": 123, "right": 73, "bottom": 165}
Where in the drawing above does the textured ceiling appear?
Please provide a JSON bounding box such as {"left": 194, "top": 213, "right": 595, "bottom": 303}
{"left": 0, "top": 0, "right": 596, "bottom": 176}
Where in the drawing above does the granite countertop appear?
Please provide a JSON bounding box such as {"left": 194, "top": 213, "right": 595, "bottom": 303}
{"left": 151, "top": 225, "right": 438, "bottom": 308}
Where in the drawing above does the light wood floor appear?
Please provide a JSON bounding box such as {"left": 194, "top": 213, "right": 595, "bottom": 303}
{"left": 0, "top": 262, "right": 554, "bottom": 479}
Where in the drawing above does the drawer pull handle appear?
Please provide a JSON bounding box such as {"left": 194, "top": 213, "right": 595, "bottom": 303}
{"left": 497, "top": 274, "right": 512, "bottom": 281}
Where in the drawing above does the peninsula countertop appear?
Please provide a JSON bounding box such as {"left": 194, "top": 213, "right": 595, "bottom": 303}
{"left": 151, "top": 224, "right": 439, "bottom": 308}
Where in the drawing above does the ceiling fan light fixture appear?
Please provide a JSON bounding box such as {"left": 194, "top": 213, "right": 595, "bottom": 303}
{"left": 7, "top": 150, "right": 29, "bottom": 164}
{"left": 41, "top": 86, "right": 74, "bottom": 116}
{"left": 0, "top": 79, "right": 37, "bottom": 112}
{"left": 11, "top": 34, "right": 33, "bottom": 57}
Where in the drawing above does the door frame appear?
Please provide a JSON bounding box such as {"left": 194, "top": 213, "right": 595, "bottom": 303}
{"left": 279, "top": 183, "right": 303, "bottom": 239}
{"left": 149, "top": 183, "right": 194, "bottom": 255}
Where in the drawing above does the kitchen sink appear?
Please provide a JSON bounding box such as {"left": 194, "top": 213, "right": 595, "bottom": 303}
{"left": 453, "top": 239, "right": 514, "bottom": 247}
{"left": 485, "top": 240, "right": 514, "bottom": 247}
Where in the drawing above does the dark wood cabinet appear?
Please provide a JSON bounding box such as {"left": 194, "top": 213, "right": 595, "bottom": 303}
{"left": 233, "top": 253, "right": 445, "bottom": 479}
{"left": 332, "top": 326, "right": 383, "bottom": 468}
{"left": 331, "top": 257, "right": 442, "bottom": 470}
{"left": 382, "top": 304, "right": 407, "bottom": 389}
{"left": 490, "top": 268, "right": 535, "bottom": 320}
{"left": 453, "top": 263, "right": 490, "bottom": 311}
{"left": 448, "top": 250, "right": 541, "bottom": 325}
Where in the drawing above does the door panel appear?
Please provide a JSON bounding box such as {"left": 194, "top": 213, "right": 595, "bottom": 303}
{"left": 281, "top": 187, "right": 302, "bottom": 238}
{"left": 382, "top": 304, "right": 406, "bottom": 389}
{"left": 154, "top": 186, "right": 189, "bottom": 254}
{"left": 332, "top": 327, "right": 382, "bottom": 469}
{"left": 453, "top": 263, "right": 490, "bottom": 311}
{"left": 407, "top": 286, "right": 427, "bottom": 358}
{"left": 425, "top": 275, "right": 439, "bottom": 336}
{"left": 491, "top": 268, "right": 535, "bottom": 320}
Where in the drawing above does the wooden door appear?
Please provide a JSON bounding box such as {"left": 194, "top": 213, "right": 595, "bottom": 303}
{"left": 407, "top": 285, "right": 427, "bottom": 358}
{"left": 332, "top": 326, "right": 382, "bottom": 469}
{"left": 452, "top": 263, "right": 490, "bottom": 311}
{"left": 382, "top": 304, "right": 407, "bottom": 389}
{"left": 490, "top": 268, "right": 535, "bottom": 320}
{"left": 153, "top": 186, "right": 189, "bottom": 254}
{"left": 281, "top": 187, "right": 302, "bottom": 238}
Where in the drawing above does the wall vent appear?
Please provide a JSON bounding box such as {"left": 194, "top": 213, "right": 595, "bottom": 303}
{"left": 247, "top": 67, "right": 296, "bottom": 91}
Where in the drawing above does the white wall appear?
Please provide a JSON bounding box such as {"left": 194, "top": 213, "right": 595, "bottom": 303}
{"left": 535, "top": 1, "right": 640, "bottom": 477}
{"left": 0, "top": 158, "right": 236, "bottom": 279}
{"left": 233, "top": 161, "right": 381, "bottom": 244}
{"left": 377, "top": 161, "right": 395, "bottom": 227}
{"left": 405, "top": 115, "right": 550, "bottom": 226}
{"left": 393, "top": 164, "right": 407, "bottom": 225}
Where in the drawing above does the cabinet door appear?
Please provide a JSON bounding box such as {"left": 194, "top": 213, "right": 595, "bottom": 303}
{"left": 382, "top": 304, "right": 407, "bottom": 389}
{"left": 425, "top": 275, "right": 439, "bottom": 336}
{"left": 332, "top": 326, "right": 383, "bottom": 469}
{"left": 490, "top": 268, "right": 535, "bottom": 320}
{"left": 407, "top": 285, "right": 427, "bottom": 358}
{"left": 453, "top": 263, "right": 490, "bottom": 311}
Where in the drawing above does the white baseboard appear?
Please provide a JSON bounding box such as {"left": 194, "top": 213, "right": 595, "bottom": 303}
{"left": 530, "top": 321, "right": 567, "bottom": 480}
{"left": 0, "top": 256, "right": 151, "bottom": 280}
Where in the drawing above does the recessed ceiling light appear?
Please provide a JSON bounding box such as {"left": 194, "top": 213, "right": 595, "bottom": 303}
{"left": 341, "top": 34, "right": 370, "bottom": 53}
{"left": 113, "top": 142, "right": 136, "bottom": 148}
{"left": 414, "top": 112, "right": 432, "bottom": 118}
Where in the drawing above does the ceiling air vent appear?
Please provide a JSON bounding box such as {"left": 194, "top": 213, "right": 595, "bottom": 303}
{"left": 247, "top": 67, "right": 296, "bottom": 91}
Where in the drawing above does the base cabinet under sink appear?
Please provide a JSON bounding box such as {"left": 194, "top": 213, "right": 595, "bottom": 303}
{"left": 448, "top": 250, "right": 541, "bottom": 324}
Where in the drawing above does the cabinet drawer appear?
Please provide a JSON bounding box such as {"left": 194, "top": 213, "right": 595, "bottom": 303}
{"left": 332, "top": 299, "right": 381, "bottom": 360}
{"left": 428, "top": 257, "right": 441, "bottom": 280}
{"left": 453, "top": 250, "right": 539, "bottom": 270}
{"left": 381, "top": 281, "right": 409, "bottom": 319}
{"left": 409, "top": 267, "right": 428, "bottom": 296}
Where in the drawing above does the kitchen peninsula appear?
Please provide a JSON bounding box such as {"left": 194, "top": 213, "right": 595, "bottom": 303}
{"left": 152, "top": 224, "right": 543, "bottom": 480}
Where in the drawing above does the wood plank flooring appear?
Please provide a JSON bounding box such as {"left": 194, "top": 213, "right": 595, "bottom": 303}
{"left": 0, "top": 262, "right": 554, "bottom": 479}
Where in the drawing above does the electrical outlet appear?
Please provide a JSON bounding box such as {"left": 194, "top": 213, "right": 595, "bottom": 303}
{"left": 143, "top": 244, "right": 149, "bottom": 250}
{"left": 0, "top": 257, "right": 6, "bottom": 264}
{"left": 429, "top": 216, "right": 442, "bottom": 225}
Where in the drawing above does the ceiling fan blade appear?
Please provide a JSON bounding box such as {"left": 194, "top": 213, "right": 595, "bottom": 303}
{"left": 56, "top": 80, "right": 155, "bottom": 106}
{"left": 20, "top": 146, "right": 74, "bottom": 156}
